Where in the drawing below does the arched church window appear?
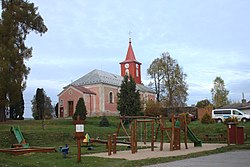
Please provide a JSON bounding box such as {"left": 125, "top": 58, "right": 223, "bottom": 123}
{"left": 136, "top": 69, "right": 139, "bottom": 77}
{"left": 109, "top": 92, "right": 113, "bottom": 103}
{"left": 125, "top": 69, "right": 129, "bottom": 76}
{"left": 60, "top": 99, "right": 63, "bottom": 106}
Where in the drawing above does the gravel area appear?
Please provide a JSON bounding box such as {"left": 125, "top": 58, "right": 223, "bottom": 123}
{"left": 83, "top": 142, "right": 226, "bottom": 161}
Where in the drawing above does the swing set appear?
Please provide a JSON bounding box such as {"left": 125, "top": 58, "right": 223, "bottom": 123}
{"left": 115, "top": 115, "right": 156, "bottom": 153}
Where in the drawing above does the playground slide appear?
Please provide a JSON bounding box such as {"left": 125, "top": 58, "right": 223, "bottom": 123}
{"left": 10, "top": 126, "right": 29, "bottom": 148}
{"left": 187, "top": 126, "right": 202, "bottom": 147}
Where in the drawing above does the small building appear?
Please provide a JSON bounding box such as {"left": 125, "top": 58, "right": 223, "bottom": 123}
{"left": 219, "top": 100, "right": 250, "bottom": 115}
{"left": 58, "top": 39, "right": 156, "bottom": 117}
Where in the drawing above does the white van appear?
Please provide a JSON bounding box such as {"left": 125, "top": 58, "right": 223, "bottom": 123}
{"left": 212, "top": 109, "right": 250, "bottom": 123}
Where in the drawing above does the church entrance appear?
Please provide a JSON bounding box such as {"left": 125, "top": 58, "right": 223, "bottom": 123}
{"left": 68, "top": 101, "right": 74, "bottom": 116}
{"left": 60, "top": 107, "right": 64, "bottom": 118}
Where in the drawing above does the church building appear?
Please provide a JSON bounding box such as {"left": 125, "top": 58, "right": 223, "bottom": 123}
{"left": 58, "top": 39, "right": 156, "bottom": 117}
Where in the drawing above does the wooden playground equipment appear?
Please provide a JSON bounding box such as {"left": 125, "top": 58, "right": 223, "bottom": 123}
{"left": 0, "top": 126, "right": 56, "bottom": 155}
{"left": 157, "top": 114, "right": 188, "bottom": 151}
{"left": 85, "top": 114, "right": 201, "bottom": 156}
{"left": 114, "top": 115, "right": 156, "bottom": 154}
{"left": 115, "top": 116, "right": 157, "bottom": 153}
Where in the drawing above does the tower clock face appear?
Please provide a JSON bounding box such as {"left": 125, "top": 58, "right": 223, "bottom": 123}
{"left": 125, "top": 63, "right": 129, "bottom": 68}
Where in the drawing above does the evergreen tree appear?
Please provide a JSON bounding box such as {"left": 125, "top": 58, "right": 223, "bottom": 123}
{"left": 35, "top": 88, "right": 44, "bottom": 120}
{"left": 32, "top": 88, "right": 53, "bottom": 120}
{"left": 117, "top": 75, "right": 141, "bottom": 116}
{"left": 54, "top": 103, "right": 59, "bottom": 118}
{"left": 43, "top": 96, "right": 54, "bottom": 119}
{"left": 0, "top": 0, "right": 47, "bottom": 122}
{"left": 73, "top": 97, "right": 87, "bottom": 120}
{"left": 9, "top": 91, "right": 24, "bottom": 119}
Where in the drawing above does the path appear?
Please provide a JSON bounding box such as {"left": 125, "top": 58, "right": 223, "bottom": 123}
{"left": 145, "top": 150, "right": 250, "bottom": 167}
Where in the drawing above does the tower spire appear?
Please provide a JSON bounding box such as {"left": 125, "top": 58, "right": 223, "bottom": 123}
{"left": 120, "top": 37, "right": 142, "bottom": 84}
{"left": 125, "top": 38, "right": 136, "bottom": 61}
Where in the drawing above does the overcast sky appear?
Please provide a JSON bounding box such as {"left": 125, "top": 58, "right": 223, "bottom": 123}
{"left": 18, "top": 0, "right": 250, "bottom": 117}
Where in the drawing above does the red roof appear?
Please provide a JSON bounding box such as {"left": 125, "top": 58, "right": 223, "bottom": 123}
{"left": 126, "top": 39, "right": 136, "bottom": 61}
{"left": 120, "top": 39, "right": 141, "bottom": 64}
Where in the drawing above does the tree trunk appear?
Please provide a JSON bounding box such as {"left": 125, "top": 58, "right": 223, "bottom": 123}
{"left": 0, "top": 92, "right": 6, "bottom": 122}
{"left": 0, "top": 105, "right": 6, "bottom": 122}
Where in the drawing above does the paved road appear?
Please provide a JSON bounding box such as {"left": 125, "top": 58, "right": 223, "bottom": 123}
{"left": 145, "top": 150, "right": 250, "bottom": 167}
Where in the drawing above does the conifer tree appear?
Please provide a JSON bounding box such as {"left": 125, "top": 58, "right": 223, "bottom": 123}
{"left": 117, "top": 75, "right": 141, "bottom": 116}
{"left": 32, "top": 88, "right": 53, "bottom": 120}
{"left": 0, "top": 0, "right": 47, "bottom": 121}
{"left": 73, "top": 97, "right": 87, "bottom": 120}
{"left": 9, "top": 91, "right": 24, "bottom": 119}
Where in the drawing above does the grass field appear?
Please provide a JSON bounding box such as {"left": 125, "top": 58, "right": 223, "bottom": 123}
{"left": 0, "top": 117, "right": 249, "bottom": 167}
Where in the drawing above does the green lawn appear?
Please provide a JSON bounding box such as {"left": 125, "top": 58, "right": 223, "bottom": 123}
{"left": 0, "top": 117, "right": 250, "bottom": 167}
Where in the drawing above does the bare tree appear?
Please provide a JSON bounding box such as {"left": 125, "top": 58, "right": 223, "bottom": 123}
{"left": 148, "top": 52, "right": 188, "bottom": 107}
{"left": 211, "top": 76, "right": 229, "bottom": 108}
{"left": 147, "top": 58, "right": 164, "bottom": 102}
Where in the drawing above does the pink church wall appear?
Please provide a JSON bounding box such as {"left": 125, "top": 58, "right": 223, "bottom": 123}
{"left": 85, "top": 84, "right": 120, "bottom": 116}
{"left": 58, "top": 86, "right": 96, "bottom": 117}
{"left": 59, "top": 85, "right": 156, "bottom": 118}
{"left": 85, "top": 86, "right": 100, "bottom": 114}
{"left": 103, "top": 86, "right": 119, "bottom": 114}
{"left": 82, "top": 93, "right": 95, "bottom": 116}
{"left": 59, "top": 87, "right": 82, "bottom": 117}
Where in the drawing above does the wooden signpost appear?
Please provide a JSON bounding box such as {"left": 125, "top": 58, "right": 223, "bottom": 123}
{"left": 74, "top": 116, "right": 85, "bottom": 163}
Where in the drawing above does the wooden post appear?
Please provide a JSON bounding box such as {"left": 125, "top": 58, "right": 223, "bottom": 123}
{"left": 131, "top": 119, "right": 138, "bottom": 154}
{"left": 170, "top": 114, "right": 174, "bottom": 151}
{"left": 135, "top": 119, "right": 137, "bottom": 153}
{"left": 182, "top": 114, "right": 188, "bottom": 149}
{"left": 108, "top": 135, "right": 112, "bottom": 156}
{"left": 74, "top": 116, "right": 85, "bottom": 163}
{"left": 144, "top": 121, "right": 146, "bottom": 144}
{"left": 151, "top": 120, "right": 154, "bottom": 151}
{"left": 131, "top": 121, "right": 135, "bottom": 154}
{"left": 77, "top": 139, "right": 81, "bottom": 162}
{"left": 113, "top": 133, "right": 117, "bottom": 154}
{"left": 160, "top": 116, "right": 164, "bottom": 151}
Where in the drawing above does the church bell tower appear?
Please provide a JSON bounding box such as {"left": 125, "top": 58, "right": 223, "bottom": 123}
{"left": 120, "top": 38, "right": 142, "bottom": 84}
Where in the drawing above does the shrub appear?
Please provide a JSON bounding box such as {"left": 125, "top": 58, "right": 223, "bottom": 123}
{"left": 99, "top": 115, "right": 109, "bottom": 127}
{"left": 201, "top": 112, "right": 214, "bottom": 124}
{"left": 144, "top": 101, "right": 162, "bottom": 117}
{"left": 224, "top": 116, "right": 238, "bottom": 124}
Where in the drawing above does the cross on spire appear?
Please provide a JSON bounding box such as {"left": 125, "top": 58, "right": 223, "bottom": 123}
{"left": 128, "top": 31, "right": 132, "bottom": 43}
